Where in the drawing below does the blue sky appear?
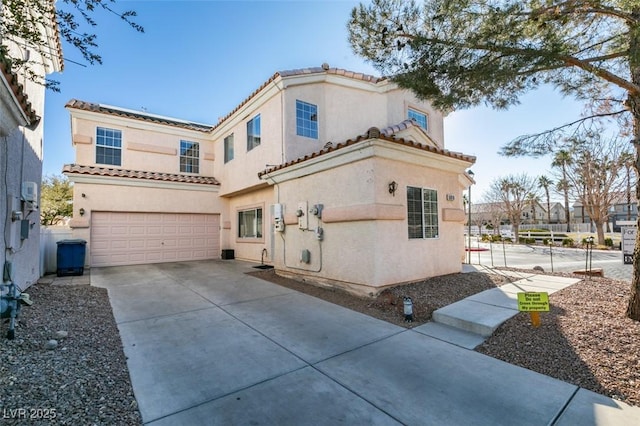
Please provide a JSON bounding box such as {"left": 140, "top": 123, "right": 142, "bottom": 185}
{"left": 43, "top": 0, "right": 586, "bottom": 202}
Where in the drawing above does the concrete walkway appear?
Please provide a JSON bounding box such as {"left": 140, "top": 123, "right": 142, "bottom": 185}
{"left": 417, "top": 265, "right": 583, "bottom": 349}
{"left": 90, "top": 261, "right": 639, "bottom": 425}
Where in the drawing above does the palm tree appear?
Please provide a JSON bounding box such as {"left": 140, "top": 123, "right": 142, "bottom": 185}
{"left": 526, "top": 192, "right": 541, "bottom": 224}
{"left": 552, "top": 150, "right": 573, "bottom": 232}
{"left": 538, "top": 176, "right": 553, "bottom": 226}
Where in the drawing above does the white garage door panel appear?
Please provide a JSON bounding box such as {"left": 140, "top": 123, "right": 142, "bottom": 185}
{"left": 91, "top": 212, "right": 220, "bottom": 267}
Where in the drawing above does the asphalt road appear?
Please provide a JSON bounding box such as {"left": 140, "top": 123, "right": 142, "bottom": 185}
{"left": 468, "top": 240, "right": 632, "bottom": 282}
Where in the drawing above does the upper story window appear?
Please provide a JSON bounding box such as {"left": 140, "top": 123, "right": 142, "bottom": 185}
{"left": 96, "top": 127, "right": 122, "bottom": 166}
{"left": 408, "top": 108, "right": 428, "bottom": 130}
{"left": 180, "top": 140, "right": 199, "bottom": 173}
{"left": 296, "top": 100, "right": 318, "bottom": 139}
{"left": 247, "top": 114, "right": 261, "bottom": 151}
{"left": 407, "top": 186, "right": 439, "bottom": 239}
{"left": 238, "top": 207, "right": 262, "bottom": 239}
{"left": 224, "top": 134, "right": 234, "bottom": 163}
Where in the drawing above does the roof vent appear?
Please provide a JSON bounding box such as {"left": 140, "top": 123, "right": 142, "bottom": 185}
{"left": 367, "top": 127, "right": 380, "bottom": 138}
{"left": 321, "top": 63, "right": 330, "bottom": 70}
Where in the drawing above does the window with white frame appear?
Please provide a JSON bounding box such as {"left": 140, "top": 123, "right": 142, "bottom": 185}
{"left": 180, "top": 140, "right": 199, "bottom": 173}
{"left": 247, "top": 114, "right": 261, "bottom": 151}
{"left": 238, "top": 207, "right": 263, "bottom": 238}
{"left": 96, "top": 127, "right": 122, "bottom": 166}
{"left": 224, "top": 134, "right": 234, "bottom": 163}
{"left": 408, "top": 108, "right": 428, "bottom": 130}
{"left": 407, "top": 186, "right": 439, "bottom": 239}
{"left": 296, "top": 100, "right": 318, "bottom": 139}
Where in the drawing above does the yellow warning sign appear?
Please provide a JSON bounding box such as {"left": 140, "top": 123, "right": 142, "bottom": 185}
{"left": 517, "top": 292, "right": 549, "bottom": 312}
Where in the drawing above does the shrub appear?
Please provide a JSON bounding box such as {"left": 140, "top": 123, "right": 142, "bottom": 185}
{"left": 481, "top": 234, "right": 492, "bottom": 242}
{"left": 562, "top": 238, "right": 574, "bottom": 247}
{"left": 582, "top": 237, "right": 596, "bottom": 246}
{"left": 491, "top": 234, "right": 502, "bottom": 242}
{"left": 542, "top": 238, "right": 550, "bottom": 246}
{"left": 519, "top": 237, "right": 536, "bottom": 244}
{"left": 605, "top": 237, "right": 613, "bottom": 247}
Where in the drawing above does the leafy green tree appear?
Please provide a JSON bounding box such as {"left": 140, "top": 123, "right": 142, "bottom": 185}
{"left": 347, "top": 0, "right": 640, "bottom": 320}
{"left": 40, "top": 175, "right": 73, "bottom": 226}
{"left": 1, "top": 0, "right": 143, "bottom": 90}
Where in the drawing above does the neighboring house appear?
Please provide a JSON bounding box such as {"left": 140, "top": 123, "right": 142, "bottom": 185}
{"left": 608, "top": 192, "right": 638, "bottom": 231}
{"left": 63, "top": 66, "right": 475, "bottom": 296}
{"left": 520, "top": 200, "right": 547, "bottom": 225}
{"left": 547, "top": 202, "right": 567, "bottom": 224}
{"left": 573, "top": 192, "right": 639, "bottom": 231}
{"left": 471, "top": 201, "right": 567, "bottom": 227}
{"left": 1, "top": 7, "right": 63, "bottom": 290}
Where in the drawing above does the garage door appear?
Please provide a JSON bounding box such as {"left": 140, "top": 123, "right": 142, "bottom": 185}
{"left": 90, "top": 212, "right": 220, "bottom": 267}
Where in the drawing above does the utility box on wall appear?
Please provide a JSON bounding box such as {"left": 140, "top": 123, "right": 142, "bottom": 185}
{"left": 300, "top": 249, "right": 311, "bottom": 263}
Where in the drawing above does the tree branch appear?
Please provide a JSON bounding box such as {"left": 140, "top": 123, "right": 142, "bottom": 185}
{"left": 500, "top": 109, "right": 627, "bottom": 157}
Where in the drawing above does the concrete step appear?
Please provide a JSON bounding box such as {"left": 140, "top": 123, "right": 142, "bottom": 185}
{"left": 412, "top": 322, "right": 486, "bottom": 349}
{"left": 432, "top": 299, "right": 518, "bottom": 337}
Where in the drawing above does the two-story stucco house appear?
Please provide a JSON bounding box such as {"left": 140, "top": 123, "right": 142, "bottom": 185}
{"left": 63, "top": 66, "right": 475, "bottom": 296}
{"left": 1, "top": 6, "right": 63, "bottom": 297}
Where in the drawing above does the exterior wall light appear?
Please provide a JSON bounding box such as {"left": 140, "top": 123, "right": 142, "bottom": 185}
{"left": 79, "top": 208, "right": 85, "bottom": 216}
{"left": 388, "top": 181, "right": 398, "bottom": 196}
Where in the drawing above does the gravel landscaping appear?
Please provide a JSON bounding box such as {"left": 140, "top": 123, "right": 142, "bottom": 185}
{"left": 476, "top": 272, "right": 640, "bottom": 407}
{"left": 1, "top": 266, "right": 637, "bottom": 426}
{"left": 0, "top": 283, "right": 141, "bottom": 425}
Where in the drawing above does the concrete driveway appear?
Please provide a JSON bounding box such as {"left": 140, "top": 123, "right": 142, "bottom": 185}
{"left": 92, "top": 260, "right": 638, "bottom": 425}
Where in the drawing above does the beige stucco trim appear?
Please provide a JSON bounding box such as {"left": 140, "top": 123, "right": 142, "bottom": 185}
{"left": 68, "top": 218, "right": 90, "bottom": 228}
{"left": 322, "top": 203, "right": 405, "bottom": 223}
{"left": 283, "top": 213, "right": 298, "bottom": 226}
{"left": 66, "top": 174, "right": 219, "bottom": 193}
{"left": 72, "top": 134, "right": 93, "bottom": 145}
{"left": 442, "top": 208, "right": 466, "bottom": 223}
{"left": 204, "top": 152, "right": 215, "bottom": 161}
{"left": 128, "top": 142, "right": 177, "bottom": 156}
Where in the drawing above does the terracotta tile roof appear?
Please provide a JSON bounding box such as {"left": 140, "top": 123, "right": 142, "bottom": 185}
{"left": 380, "top": 119, "right": 422, "bottom": 136}
{"left": 48, "top": 3, "right": 64, "bottom": 72}
{"left": 258, "top": 127, "right": 476, "bottom": 178}
{"left": 212, "top": 65, "right": 388, "bottom": 132}
{"left": 0, "top": 59, "right": 39, "bottom": 125}
{"left": 63, "top": 164, "right": 220, "bottom": 186}
{"left": 65, "top": 99, "right": 214, "bottom": 133}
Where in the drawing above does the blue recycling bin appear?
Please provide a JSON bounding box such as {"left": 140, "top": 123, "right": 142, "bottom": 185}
{"left": 56, "top": 239, "right": 87, "bottom": 277}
